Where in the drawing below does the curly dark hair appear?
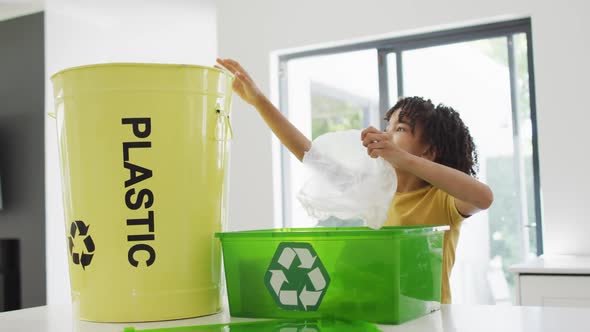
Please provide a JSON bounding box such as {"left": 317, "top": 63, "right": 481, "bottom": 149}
{"left": 385, "top": 96, "right": 479, "bottom": 177}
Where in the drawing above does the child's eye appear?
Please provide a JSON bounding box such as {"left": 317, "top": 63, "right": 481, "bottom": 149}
{"left": 396, "top": 126, "right": 406, "bottom": 132}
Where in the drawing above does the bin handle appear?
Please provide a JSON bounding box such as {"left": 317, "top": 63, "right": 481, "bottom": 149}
{"left": 215, "top": 102, "right": 233, "bottom": 141}
{"left": 225, "top": 112, "right": 233, "bottom": 140}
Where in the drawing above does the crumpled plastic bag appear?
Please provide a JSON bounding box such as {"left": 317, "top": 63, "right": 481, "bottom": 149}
{"left": 296, "top": 129, "right": 397, "bottom": 229}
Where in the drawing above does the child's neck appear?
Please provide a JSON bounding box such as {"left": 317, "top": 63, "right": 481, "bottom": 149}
{"left": 395, "top": 170, "right": 430, "bottom": 193}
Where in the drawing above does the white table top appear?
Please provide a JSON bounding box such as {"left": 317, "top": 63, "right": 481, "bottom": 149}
{"left": 2, "top": 304, "right": 590, "bottom": 332}
{"left": 509, "top": 255, "right": 590, "bottom": 274}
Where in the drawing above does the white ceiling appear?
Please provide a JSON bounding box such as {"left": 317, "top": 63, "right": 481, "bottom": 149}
{"left": 0, "top": 0, "right": 44, "bottom": 22}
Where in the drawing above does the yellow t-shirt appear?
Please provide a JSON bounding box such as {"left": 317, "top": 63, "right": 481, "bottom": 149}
{"left": 384, "top": 185, "right": 464, "bottom": 304}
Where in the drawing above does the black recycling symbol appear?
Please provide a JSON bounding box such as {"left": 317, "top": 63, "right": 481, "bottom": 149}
{"left": 68, "top": 220, "right": 95, "bottom": 270}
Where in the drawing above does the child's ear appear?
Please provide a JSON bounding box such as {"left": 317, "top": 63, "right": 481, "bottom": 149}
{"left": 422, "top": 146, "right": 436, "bottom": 161}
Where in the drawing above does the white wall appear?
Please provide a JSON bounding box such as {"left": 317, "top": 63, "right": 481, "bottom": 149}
{"left": 44, "top": 0, "right": 217, "bottom": 305}
{"left": 217, "top": 0, "right": 590, "bottom": 254}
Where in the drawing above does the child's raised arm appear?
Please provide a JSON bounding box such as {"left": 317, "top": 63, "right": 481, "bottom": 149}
{"left": 216, "top": 58, "right": 311, "bottom": 161}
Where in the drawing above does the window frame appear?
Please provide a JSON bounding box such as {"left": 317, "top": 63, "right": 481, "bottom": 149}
{"left": 277, "top": 18, "right": 543, "bottom": 255}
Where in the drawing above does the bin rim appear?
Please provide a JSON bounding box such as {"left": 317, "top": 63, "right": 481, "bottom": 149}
{"left": 215, "top": 225, "right": 450, "bottom": 239}
{"left": 51, "top": 62, "right": 231, "bottom": 80}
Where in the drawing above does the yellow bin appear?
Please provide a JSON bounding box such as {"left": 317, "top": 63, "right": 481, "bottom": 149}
{"left": 51, "top": 63, "right": 234, "bottom": 322}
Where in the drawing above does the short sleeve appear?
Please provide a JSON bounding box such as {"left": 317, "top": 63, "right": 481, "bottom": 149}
{"left": 436, "top": 189, "right": 465, "bottom": 226}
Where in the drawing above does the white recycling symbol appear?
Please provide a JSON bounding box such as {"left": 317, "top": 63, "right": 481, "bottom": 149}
{"left": 264, "top": 242, "right": 330, "bottom": 311}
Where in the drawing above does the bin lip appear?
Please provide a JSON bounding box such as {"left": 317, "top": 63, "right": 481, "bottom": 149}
{"left": 50, "top": 62, "right": 229, "bottom": 80}
{"left": 215, "top": 225, "right": 450, "bottom": 239}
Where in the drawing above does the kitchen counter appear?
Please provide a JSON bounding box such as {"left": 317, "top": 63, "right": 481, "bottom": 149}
{"left": 509, "top": 254, "right": 590, "bottom": 274}
{"left": 509, "top": 255, "right": 590, "bottom": 307}
{"left": 1, "top": 303, "right": 590, "bottom": 332}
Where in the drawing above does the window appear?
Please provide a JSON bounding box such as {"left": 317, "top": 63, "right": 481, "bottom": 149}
{"left": 280, "top": 49, "right": 380, "bottom": 228}
{"left": 277, "top": 18, "right": 541, "bottom": 305}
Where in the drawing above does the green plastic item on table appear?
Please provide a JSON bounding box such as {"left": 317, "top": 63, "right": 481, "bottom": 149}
{"left": 216, "top": 226, "right": 447, "bottom": 324}
{"left": 123, "top": 318, "right": 382, "bottom": 331}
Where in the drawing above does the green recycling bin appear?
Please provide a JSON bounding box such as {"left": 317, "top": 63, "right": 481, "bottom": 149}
{"left": 216, "top": 226, "right": 449, "bottom": 324}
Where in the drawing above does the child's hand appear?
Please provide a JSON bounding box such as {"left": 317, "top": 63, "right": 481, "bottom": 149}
{"left": 361, "top": 126, "right": 405, "bottom": 167}
{"left": 216, "top": 58, "right": 265, "bottom": 107}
